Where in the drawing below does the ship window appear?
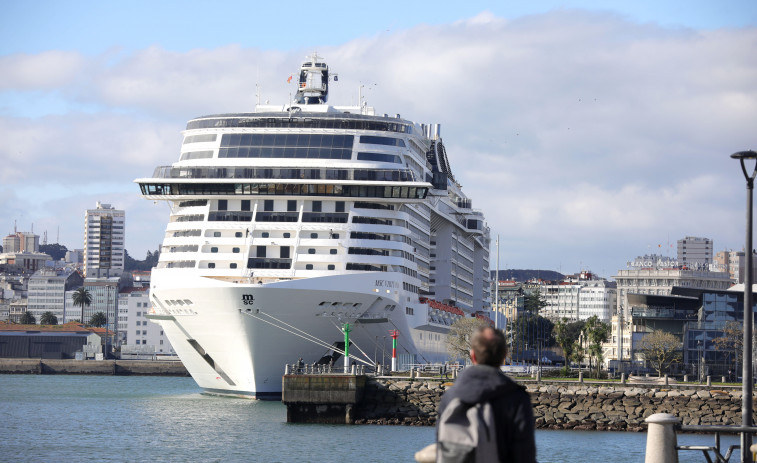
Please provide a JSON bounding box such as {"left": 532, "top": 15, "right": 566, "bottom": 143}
{"left": 235, "top": 232, "right": 243, "bottom": 238}
{"left": 287, "top": 200, "right": 297, "bottom": 212}
{"left": 330, "top": 249, "right": 337, "bottom": 255}
{"left": 359, "top": 135, "right": 406, "bottom": 147}
{"left": 262, "top": 232, "right": 269, "bottom": 238}
{"left": 256, "top": 246, "right": 266, "bottom": 257}
{"left": 357, "top": 152, "right": 402, "bottom": 164}
{"left": 179, "top": 150, "right": 214, "bottom": 161}
{"left": 308, "top": 249, "right": 316, "bottom": 254}
{"left": 312, "top": 201, "right": 322, "bottom": 212}
{"left": 310, "top": 233, "right": 318, "bottom": 239}
{"left": 183, "top": 134, "right": 217, "bottom": 144}
{"left": 208, "top": 263, "right": 215, "bottom": 268}
{"left": 214, "top": 232, "right": 221, "bottom": 237}
{"left": 335, "top": 201, "right": 345, "bottom": 213}
{"left": 230, "top": 263, "right": 237, "bottom": 269}
{"left": 280, "top": 247, "right": 290, "bottom": 259}
{"left": 218, "top": 200, "right": 227, "bottom": 211}
{"left": 210, "top": 247, "right": 218, "bottom": 253}
{"left": 332, "top": 233, "right": 339, "bottom": 239}
{"left": 328, "top": 265, "right": 335, "bottom": 270}
{"left": 264, "top": 200, "right": 274, "bottom": 211}
{"left": 241, "top": 200, "right": 251, "bottom": 211}
{"left": 283, "top": 233, "right": 291, "bottom": 238}
{"left": 232, "top": 247, "right": 240, "bottom": 253}
{"left": 306, "top": 264, "right": 313, "bottom": 270}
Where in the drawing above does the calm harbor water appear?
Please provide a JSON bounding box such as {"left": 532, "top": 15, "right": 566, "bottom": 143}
{"left": 0, "top": 374, "right": 740, "bottom": 462}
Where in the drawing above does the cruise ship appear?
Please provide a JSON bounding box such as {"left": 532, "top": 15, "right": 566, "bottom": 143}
{"left": 136, "top": 54, "right": 491, "bottom": 398}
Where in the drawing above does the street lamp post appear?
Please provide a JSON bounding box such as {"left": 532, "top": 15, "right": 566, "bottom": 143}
{"left": 731, "top": 150, "right": 757, "bottom": 463}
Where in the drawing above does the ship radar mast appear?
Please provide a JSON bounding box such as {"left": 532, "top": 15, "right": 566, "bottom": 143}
{"left": 294, "top": 52, "right": 336, "bottom": 105}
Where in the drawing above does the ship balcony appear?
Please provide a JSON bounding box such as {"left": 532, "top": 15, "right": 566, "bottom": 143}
{"left": 246, "top": 257, "right": 292, "bottom": 269}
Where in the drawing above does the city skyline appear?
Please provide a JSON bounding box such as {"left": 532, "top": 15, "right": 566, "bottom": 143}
{"left": 1, "top": 1, "right": 756, "bottom": 276}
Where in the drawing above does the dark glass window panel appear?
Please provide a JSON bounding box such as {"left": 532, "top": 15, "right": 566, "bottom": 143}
{"left": 218, "top": 200, "right": 227, "bottom": 211}
{"left": 256, "top": 246, "right": 266, "bottom": 257}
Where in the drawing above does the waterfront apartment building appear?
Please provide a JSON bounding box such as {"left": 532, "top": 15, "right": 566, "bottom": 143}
{"left": 84, "top": 202, "right": 125, "bottom": 278}
{"left": 71, "top": 278, "right": 120, "bottom": 331}
{"left": 609, "top": 256, "right": 732, "bottom": 364}
{"left": 540, "top": 272, "right": 616, "bottom": 323}
{"left": 27, "top": 268, "right": 83, "bottom": 324}
{"left": 677, "top": 236, "right": 713, "bottom": 268}
{"left": 118, "top": 284, "right": 175, "bottom": 357}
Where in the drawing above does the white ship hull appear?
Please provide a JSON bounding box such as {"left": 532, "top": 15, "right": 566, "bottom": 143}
{"left": 149, "top": 270, "right": 438, "bottom": 398}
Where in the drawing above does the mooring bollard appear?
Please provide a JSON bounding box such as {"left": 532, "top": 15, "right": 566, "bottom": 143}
{"left": 536, "top": 370, "right": 541, "bottom": 382}
{"left": 707, "top": 375, "right": 711, "bottom": 387}
{"left": 621, "top": 373, "right": 626, "bottom": 385}
{"left": 644, "top": 413, "right": 680, "bottom": 463}
{"left": 683, "top": 374, "right": 688, "bottom": 382}
{"left": 664, "top": 374, "right": 669, "bottom": 386}
{"left": 579, "top": 371, "right": 583, "bottom": 383}
{"left": 722, "top": 376, "right": 726, "bottom": 383}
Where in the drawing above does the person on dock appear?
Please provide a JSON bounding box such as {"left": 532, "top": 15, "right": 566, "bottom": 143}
{"left": 436, "top": 326, "right": 536, "bottom": 462}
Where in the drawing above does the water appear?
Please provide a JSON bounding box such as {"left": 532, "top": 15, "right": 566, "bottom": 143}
{"left": 0, "top": 375, "right": 741, "bottom": 462}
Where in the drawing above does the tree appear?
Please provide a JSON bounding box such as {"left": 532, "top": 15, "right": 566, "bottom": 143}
{"left": 20, "top": 312, "right": 36, "bottom": 324}
{"left": 555, "top": 318, "right": 585, "bottom": 371}
{"left": 584, "top": 315, "right": 611, "bottom": 378}
{"left": 89, "top": 311, "right": 107, "bottom": 328}
{"left": 72, "top": 287, "right": 92, "bottom": 324}
{"left": 446, "top": 317, "right": 492, "bottom": 363}
{"left": 638, "top": 330, "right": 682, "bottom": 377}
{"left": 39, "top": 243, "right": 68, "bottom": 261}
{"left": 40, "top": 311, "right": 58, "bottom": 325}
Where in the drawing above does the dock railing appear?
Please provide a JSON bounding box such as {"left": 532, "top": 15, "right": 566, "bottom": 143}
{"left": 645, "top": 413, "right": 757, "bottom": 463}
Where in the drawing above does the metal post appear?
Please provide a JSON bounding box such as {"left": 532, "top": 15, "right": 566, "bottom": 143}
{"left": 342, "top": 323, "right": 351, "bottom": 372}
{"left": 390, "top": 329, "right": 399, "bottom": 372}
{"left": 731, "top": 150, "right": 757, "bottom": 463}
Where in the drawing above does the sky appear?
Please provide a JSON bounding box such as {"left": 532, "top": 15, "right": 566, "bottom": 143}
{"left": 1, "top": 0, "right": 756, "bottom": 279}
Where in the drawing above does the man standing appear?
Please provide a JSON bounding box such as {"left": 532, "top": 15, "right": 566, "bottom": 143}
{"left": 436, "top": 326, "right": 537, "bottom": 462}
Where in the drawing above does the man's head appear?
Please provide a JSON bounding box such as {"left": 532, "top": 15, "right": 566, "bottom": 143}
{"left": 469, "top": 326, "right": 507, "bottom": 367}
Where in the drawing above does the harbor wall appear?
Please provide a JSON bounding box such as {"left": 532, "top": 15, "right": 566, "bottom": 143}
{"left": 0, "top": 358, "right": 189, "bottom": 376}
{"left": 350, "top": 378, "right": 755, "bottom": 430}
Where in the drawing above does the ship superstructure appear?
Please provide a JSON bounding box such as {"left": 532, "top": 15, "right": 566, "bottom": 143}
{"left": 136, "top": 53, "right": 490, "bottom": 398}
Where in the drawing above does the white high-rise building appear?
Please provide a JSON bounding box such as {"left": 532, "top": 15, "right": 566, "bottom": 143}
{"left": 27, "top": 268, "right": 83, "bottom": 323}
{"left": 677, "top": 236, "right": 713, "bottom": 268}
{"left": 541, "top": 271, "right": 616, "bottom": 323}
{"left": 84, "top": 202, "right": 125, "bottom": 278}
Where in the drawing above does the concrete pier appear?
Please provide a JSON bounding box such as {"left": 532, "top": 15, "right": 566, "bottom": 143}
{"left": 0, "top": 358, "right": 188, "bottom": 376}
{"left": 282, "top": 374, "right": 366, "bottom": 424}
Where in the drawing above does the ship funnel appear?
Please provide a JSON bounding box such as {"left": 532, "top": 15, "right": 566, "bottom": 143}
{"left": 430, "top": 124, "right": 441, "bottom": 140}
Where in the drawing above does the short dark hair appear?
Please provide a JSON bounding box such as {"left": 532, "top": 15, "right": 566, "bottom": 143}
{"left": 471, "top": 326, "right": 507, "bottom": 367}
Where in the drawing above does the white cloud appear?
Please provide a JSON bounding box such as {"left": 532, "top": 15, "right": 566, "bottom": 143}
{"left": 1, "top": 10, "right": 755, "bottom": 274}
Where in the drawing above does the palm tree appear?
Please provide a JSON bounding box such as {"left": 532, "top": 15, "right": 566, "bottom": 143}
{"left": 88, "top": 311, "right": 107, "bottom": 328}
{"left": 19, "top": 311, "right": 36, "bottom": 324}
{"left": 40, "top": 311, "right": 58, "bottom": 325}
{"left": 72, "top": 287, "right": 92, "bottom": 324}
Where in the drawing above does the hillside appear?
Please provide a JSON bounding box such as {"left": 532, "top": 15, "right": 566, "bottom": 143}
{"left": 490, "top": 269, "right": 564, "bottom": 282}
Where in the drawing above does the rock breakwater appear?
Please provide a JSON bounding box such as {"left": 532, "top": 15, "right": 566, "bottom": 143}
{"left": 351, "top": 377, "right": 753, "bottom": 431}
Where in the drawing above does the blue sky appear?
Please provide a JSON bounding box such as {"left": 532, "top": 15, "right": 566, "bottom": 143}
{"left": 1, "top": 1, "right": 756, "bottom": 277}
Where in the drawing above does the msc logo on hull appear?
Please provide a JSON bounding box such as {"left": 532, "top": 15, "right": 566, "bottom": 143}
{"left": 242, "top": 294, "right": 255, "bottom": 305}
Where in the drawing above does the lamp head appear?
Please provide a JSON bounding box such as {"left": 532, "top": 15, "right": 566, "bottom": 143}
{"left": 731, "top": 150, "right": 757, "bottom": 160}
